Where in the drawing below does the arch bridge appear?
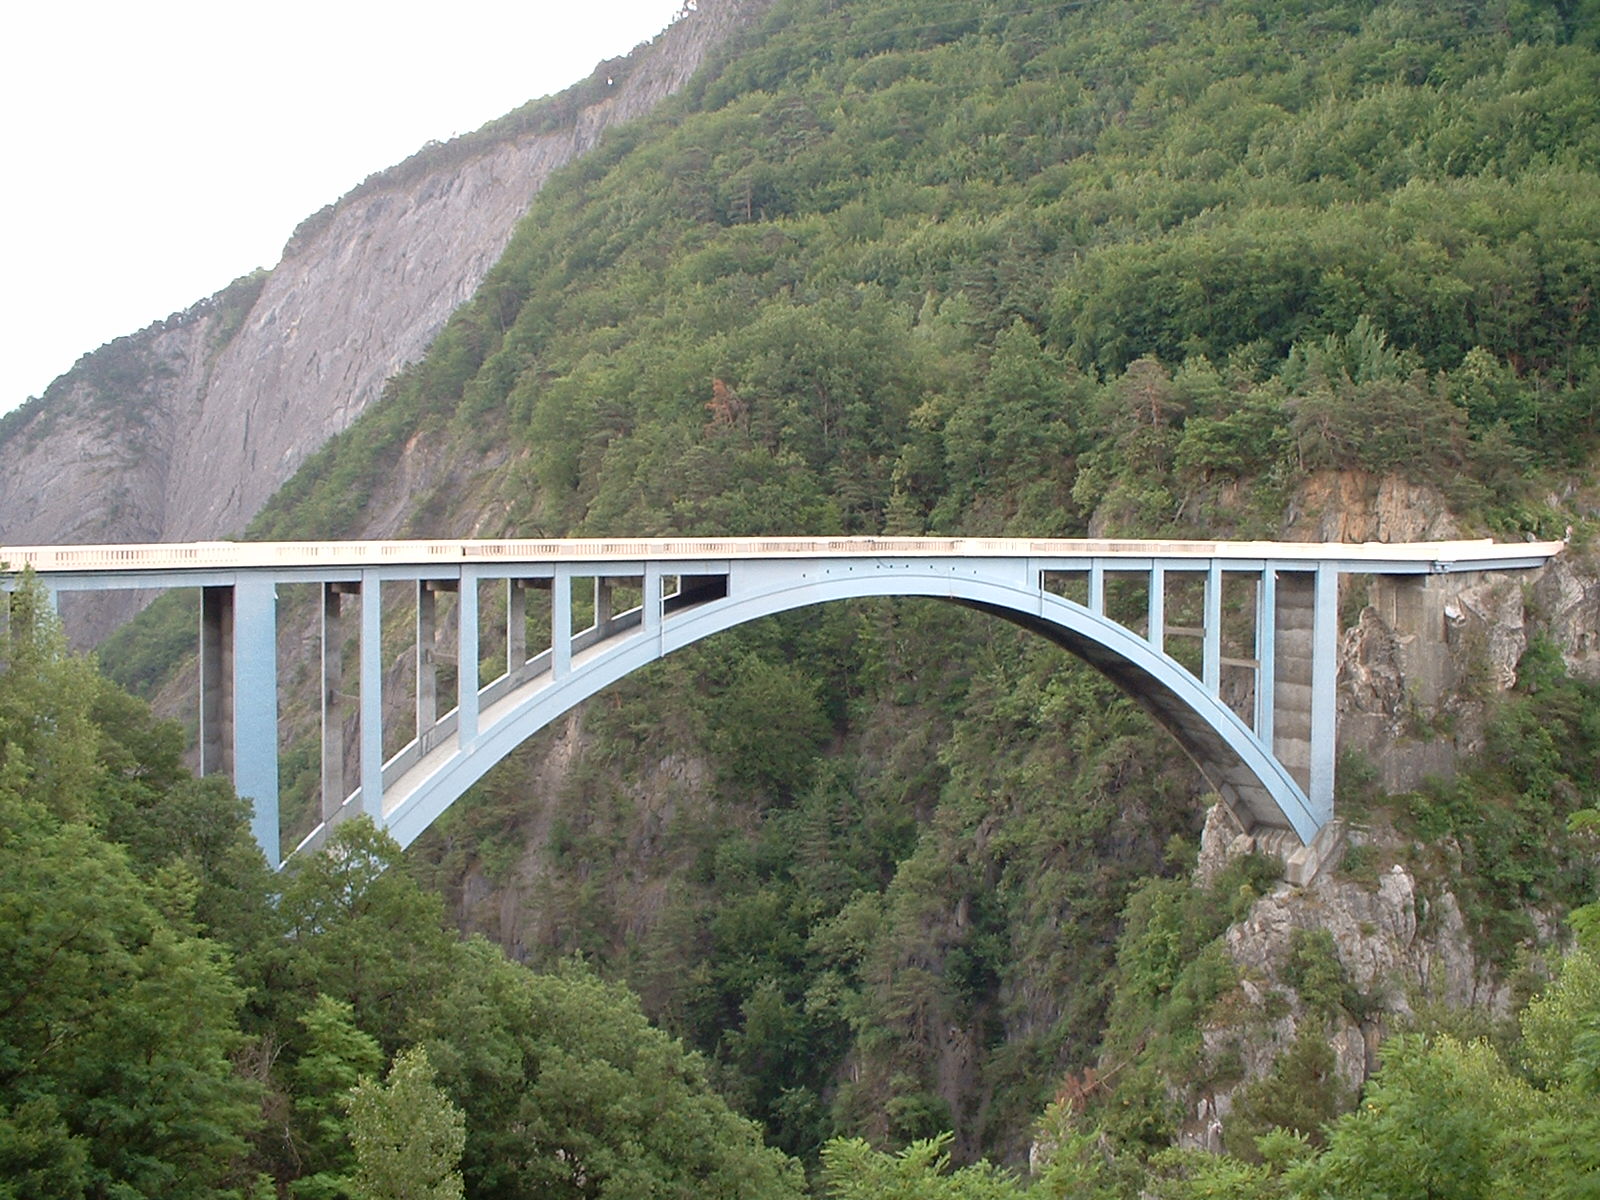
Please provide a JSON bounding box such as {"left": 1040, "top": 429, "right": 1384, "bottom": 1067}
{"left": 2, "top": 537, "right": 1562, "bottom": 871}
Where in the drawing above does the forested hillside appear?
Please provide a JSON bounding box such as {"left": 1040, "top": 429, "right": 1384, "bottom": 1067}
{"left": 255, "top": 0, "right": 1600, "bottom": 547}
{"left": 34, "top": 0, "right": 1600, "bottom": 1193}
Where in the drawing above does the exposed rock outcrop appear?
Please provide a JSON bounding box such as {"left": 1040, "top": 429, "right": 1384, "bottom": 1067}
{"left": 1270, "top": 467, "right": 1573, "bottom": 793}
{"left": 1285, "top": 470, "right": 1462, "bottom": 544}
{"left": 1162, "top": 474, "right": 1591, "bottom": 1158}
{"left": 1530, "top": 548, "right": 1600, "bottom": 678}
{"left": 1338, "top": 568, "right": 1531, "bottom": 792}
{"left": 0, "top": 0, "right": 766, "bottom": 557}
{"left": 1180, "top": 802, "right": 1512, "bottom": 1154}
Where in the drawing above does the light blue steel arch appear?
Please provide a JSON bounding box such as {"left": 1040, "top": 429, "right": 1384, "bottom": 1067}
{"left": 379, "top": 562, "right": 1317, "bottom": 850}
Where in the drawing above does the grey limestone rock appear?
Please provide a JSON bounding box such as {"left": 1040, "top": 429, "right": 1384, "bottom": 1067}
{"left": 1, "top": 0, "right": 768, "bottom": 568}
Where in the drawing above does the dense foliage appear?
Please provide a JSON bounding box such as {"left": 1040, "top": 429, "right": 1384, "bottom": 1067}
{"left": 5, "top": 586, "right": 1598, "bottom": 1195}
{"left": 817, "top": 972, "right": 1600, "bottom": 1198}
{"left": 44, "top": 0, "right": 1600, "bottom": 1191}
{"left": 257, "top": 0, "right": 1600, "bottom": 546}
{"left": 0, "top": 588, "right": 802, "bottom": 1199}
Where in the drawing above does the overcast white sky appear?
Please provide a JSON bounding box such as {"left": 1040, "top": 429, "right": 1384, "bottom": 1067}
{"left": 0, "top": 0, "right": 688, "bottom": 416}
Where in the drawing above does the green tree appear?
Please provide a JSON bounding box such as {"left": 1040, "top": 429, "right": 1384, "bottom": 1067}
{"left": 819, "top": 1133, "right": 1025, "bottom": 1200}
{"left": 0, "top": 588, "right": 258, "bottom": 1199}
{"left": 273, "top": 820, "right": 458, "bottom": 1051}
{"left": 345, "top": 1047, "right": 465, "bottom": 1200}
{"left": 424, "top": 941, "right": 804, "bottom": 1200}
{"left": 709, "top": 653, "right": 830, "bottom": 799}
{"left": 1222, "top": 1030, "right": 1349, "bottom": 1156}
{"left": 290, "top": 996, "right": 384, "bottom": 1200}
{"left": 1513, "top": 946, "right": 1600, "bottom": 1198}
{"left": 1284, "top": 1035, "right": 1535, "bottom": 1200}
{"left": 0, "top": 578, "right": 105, "bottom": 822}
{"left": 1520, "top": 948, "right": 1600, "bottom": 1092}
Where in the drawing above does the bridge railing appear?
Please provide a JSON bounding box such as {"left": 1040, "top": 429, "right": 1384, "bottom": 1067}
{"left": 2, "top": 535, "right": 1565, "bottom": 576}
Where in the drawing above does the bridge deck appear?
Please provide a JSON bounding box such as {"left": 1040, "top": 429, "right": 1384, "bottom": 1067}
{"left": 0, "top": 535, "right": 1567, "bottom": 576}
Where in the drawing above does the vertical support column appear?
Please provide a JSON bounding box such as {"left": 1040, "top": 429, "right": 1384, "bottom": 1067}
{"left": 233, "top": 576, "right": 280, "bottom": 868}
{"left": 595, "top": 577, "right": 613, "bottom": 634}
{"left": 1256, "top": 568, "right": 1276, "bottom": 747}
{"left": 321, "top": 583, "right": 354, "bottom": 823}
{"left": 1272, "top": 571, "right": 1316, "bottom": 800}
{"left": 1308, "top": 564, "right": 1339, "bottom": 826}
{"left": 199, "top": 586, "right": 233, "bottom": 778}
{"left": 359, "top": 575, "right": 383, "bottom": 821}
{"left": 458, "top": 569, "right": 479, "bottom": 747}
{"left": 417, "top": 581, "right": 438, "bottom": 733}
{"left": 1203, "top": 561, "right": 1222, "bottom": 694}
{"left": 1087, "top": 560, "right": 1105, "bottom": 615}
{"left": 552, "top": 566, "right": 572, "bottom": 679}
{"left": 643, "top": 563, "right": 663, "bottom": 635}
{"left": 1148, "top": 563, "right": 1166, "bottom": 654}
{"left": 508, "top": 579, "right": 528, "bottom": 671}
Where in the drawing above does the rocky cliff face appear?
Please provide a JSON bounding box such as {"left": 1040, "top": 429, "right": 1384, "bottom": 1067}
{"left": 0, "top": 0, "right": 766, "bottom": 556}
{"left": 1179, "top": 800, "right": 1509, "bottom": 1153}
{"left": 1031, "top": 472, "right": 1595, "bottom": 1161}
{"left": 1163, "top": 530, "right": 1599, "bottom": 1155}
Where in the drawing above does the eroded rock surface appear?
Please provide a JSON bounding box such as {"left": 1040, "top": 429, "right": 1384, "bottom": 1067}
{"left": 1, "top": 0, "right": 765, "bottom": 557}
{"left": 1180, "top": 804, "right": 1509, "bottom": 1153}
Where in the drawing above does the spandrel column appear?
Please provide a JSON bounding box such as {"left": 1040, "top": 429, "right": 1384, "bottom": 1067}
{"left": 322, "top": 582, "right": 358, "bottom": 824}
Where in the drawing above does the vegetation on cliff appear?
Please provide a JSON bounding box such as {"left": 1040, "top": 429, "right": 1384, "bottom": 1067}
{"left": 256, "top": 0, "right": 1600, "bottom": 546}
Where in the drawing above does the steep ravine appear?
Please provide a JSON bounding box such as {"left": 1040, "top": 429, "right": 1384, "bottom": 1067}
{"left": 361, "top": 455, "right": 1593, "bottom": 1161}
{"left": 111, "top": 372, "right": 1600, "bottom": 1163}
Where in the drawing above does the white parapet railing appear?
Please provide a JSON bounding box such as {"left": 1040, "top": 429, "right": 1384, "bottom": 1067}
{"left": 0, "top": 535, "right": 1568, "bottom": 575}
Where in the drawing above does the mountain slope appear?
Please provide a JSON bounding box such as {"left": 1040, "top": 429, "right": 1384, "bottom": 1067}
{"left": 0, "top": 0, "right": 767, "bottom": 557}
{"left": 216, "top": 0, "right": 1600, "bottom": 1167}
{"left": 79, "top": 0, "right": 1600, "bottom": 1174}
